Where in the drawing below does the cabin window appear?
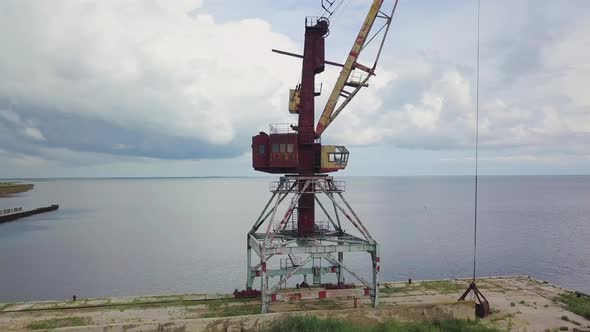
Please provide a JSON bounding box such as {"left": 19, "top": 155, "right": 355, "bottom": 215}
{"left": 258, "top": 144, "right": 265, "bottom": 155}
{"left": 328, "top": 147, "right": 349, "bottom": 165}
{"left": 280, "top": 144, "right": 286, "bottom": 153}
{"left": 272, "top": 143, "right": 279, "bottom": 153}
{"left": 287, "top": 144, "right": 294, "bottom": 153}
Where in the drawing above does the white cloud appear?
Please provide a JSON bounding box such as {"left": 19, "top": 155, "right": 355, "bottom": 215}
{"left": 0, "top": 109, "right": 46, "bottom": 141}
{"left": 22, "top": 127, "right": 45, "bottom": 141}
{"left": 0, "top": 0, "right": 589, "bottom": 176}
{"left": 322, "top": 0, "right": 590, "bottom": 161}
{"left": 0, "top": 0, "right": 299, "bottom": 146}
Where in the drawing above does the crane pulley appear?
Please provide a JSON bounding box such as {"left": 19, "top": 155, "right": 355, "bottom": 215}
{"left": 315, "top": 0, "right": 399, "bottom": 137}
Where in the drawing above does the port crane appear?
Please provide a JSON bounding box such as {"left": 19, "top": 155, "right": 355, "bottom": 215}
{"left": 244, "top": 0, "right": 399, "bottom": 313}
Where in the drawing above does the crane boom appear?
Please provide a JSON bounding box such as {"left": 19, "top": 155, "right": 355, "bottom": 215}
{"left": 315, "top": 0, "right": 398, "bottom": 137}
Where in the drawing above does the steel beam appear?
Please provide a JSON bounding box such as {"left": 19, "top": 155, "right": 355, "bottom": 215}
{"left": 245, "top": 175, "right": 379, "bottom": 313}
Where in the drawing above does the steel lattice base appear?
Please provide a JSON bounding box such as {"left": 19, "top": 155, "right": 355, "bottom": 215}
{"left": 245, "top": 175, "right": 379, "bottom": 313}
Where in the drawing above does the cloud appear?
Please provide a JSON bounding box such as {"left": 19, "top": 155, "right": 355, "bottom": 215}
{"left": 0, "top": 109, "right": 46, "bottom": 141}
{"left": 0, "top": 0, "right": 300, "bottom": 160}
{"left": 321, "top": 0, "right": 590, "bottom": 165}
{"left": 0, "top": 0, "right": 589, "bottom": 176}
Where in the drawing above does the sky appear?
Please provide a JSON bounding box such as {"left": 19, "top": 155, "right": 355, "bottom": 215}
{"left": 0, "top": 0, "right": 589, "bottom": 177}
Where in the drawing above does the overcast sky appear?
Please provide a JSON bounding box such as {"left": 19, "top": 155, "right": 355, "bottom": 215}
{"left": 1, "top": 0, "right": 589, "bottom": 178}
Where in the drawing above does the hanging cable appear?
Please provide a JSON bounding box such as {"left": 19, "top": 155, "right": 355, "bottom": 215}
{"left": 330, "top": 0, "right": 352, "bottom": 28}
{"left": 472, "top": 0, "right": 481, "bottom": 283}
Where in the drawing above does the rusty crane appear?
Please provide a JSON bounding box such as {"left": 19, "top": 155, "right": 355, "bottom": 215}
{"left": 242, "top": 0, "right": 399, "bottom": 313}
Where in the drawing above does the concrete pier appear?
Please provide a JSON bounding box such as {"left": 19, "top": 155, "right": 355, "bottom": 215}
{"left": 0, "top": 276, "right": 588, "bottom": 331}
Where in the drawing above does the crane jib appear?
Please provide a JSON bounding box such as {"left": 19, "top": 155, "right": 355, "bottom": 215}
{"left": 315, "top": 0, "right": 397, "bottom": 137}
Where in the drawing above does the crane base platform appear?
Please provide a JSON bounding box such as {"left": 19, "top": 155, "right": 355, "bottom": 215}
{"left": 245, "top": 175, "right": 379, "bottom": 313}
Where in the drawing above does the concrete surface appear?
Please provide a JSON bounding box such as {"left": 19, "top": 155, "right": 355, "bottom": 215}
{"left": 0, "top": 276, "right": 588, "bottom": 331}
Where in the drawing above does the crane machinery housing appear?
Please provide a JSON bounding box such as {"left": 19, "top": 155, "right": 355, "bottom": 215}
{"left": 243, "top": 0, "right": 399, "bottom": 313}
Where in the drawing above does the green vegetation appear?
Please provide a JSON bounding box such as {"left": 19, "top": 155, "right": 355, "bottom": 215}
{"left": 295, "top": 299, "right": 345, "bottom": 311}
{"left": 561, "top": 315, "right": 569, "bottom": 322}
{"left": 265, "top": 316, "right": 501, "bottom": 332}
{"left": 203, "top": 304, "right": 260, "bottom": 318}
{"left": 556, "top": 292, "right": 590, "bottom": 319}
{"left": 510, "top": 302, "right": 515, "bottom": 307}
{"left": 0, "top": 182, "right": 33, "bottom": 198}
{"left": 418, "top": 281, "right": 460, "bottom": 293}
{"left": 558, "top": 327, "right": 568, "bottom": 331}
{"left": 380, "top": 286, "right": 407, "bottom": 295}
{"left": 380, "top": 280, "right": 460, "bottom": 295}
{"left": 27, "top": 317, "right": 92, "bottom": 330}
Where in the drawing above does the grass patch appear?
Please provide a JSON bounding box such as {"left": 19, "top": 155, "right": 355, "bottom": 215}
{"left": 416, "top": 281, "right": 460, "bottom": 293}
{"left": 561, "top": 315, "right": 569, "bottom": 322}
{"left": 510, "top": 302, "right": 515, "bottom": 307}
{"left": 205, "top": 297, "right": 251, "bottom": 309}
{"left": 266, "top": 316, "right": 501, "bottom": 332}
{"left": 27, "top": 317, "right": 92, "bottom": 330}
{"left": 201, "top": 297, "right": 262, "bottom": 317}
{"left": 380, "top": 286, "right": 408, "bottom": 295}
{"left": 556, "top": 292, "right": 590, "bottom": 319}
{"left": 559, "top": 327, "right": 568, "bottom": 331}
{"left": 203, "top": 304, "right": 260, "bottom": 318}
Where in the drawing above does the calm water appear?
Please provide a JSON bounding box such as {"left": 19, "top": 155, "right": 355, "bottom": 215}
{"left": 0, "top": 176, "right": 588, "bottom": 302}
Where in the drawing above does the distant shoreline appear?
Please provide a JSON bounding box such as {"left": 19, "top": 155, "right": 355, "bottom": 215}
{"left": 1, "top": 174, "right": 589, "bottom": 181}
{"left": 0, "top": 183, "right": 34, "bottom": 198}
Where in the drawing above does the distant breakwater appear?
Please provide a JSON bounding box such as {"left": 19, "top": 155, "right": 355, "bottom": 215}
{"left": 0, "top": 205, "right": 59, "bottom": 224}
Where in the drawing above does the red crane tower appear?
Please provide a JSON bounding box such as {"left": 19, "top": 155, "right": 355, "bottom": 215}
{"left": 243, "top": 0, "right": 399, "bottom": 313}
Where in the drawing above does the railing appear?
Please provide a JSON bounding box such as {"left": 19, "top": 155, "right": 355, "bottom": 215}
{"left": 0, "top": 207, "right": 23, "bottom": 216}
{"left": 269, "top": 123, "right": 297, "bottom": 134}
{"left": 315, "top": 220, "right": 332, "bottom": 233}
{"left": 280, "top": 256, "right": 303, "bottom": 269}
{"left": 305, "top": 16, "right": 320, "bottom": 27}
{"left": 270, "top": 177, "right": 346, "bottom": 193}
{"left": 329, "top": 180, "right": 346, "bottom": 192}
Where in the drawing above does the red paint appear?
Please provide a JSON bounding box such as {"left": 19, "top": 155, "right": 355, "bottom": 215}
{"left": 364, "top": 288, "right": 370, "bottom": 296}
{"left": 261, "top": 262, "right": 266, "bottom": 272}
{"left": 271, "top": 294, "right": 277, "bottom": 301}
{"left": 250, "top": 18, "right": 339, "bottom": 236}
{"left": 318, "top": 291, "right": 327, "bottom": 299}
{"left": 376, "top": 257, "right": 380, "bottom": 263}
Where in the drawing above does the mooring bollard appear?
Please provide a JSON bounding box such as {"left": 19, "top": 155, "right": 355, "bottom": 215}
{"left": 408, "top": 278, "right": 412, "bottom": 284}
{"left": 354, "top": 296, "right": 358, "bottom": 308}
{"left": 72, "top": 295, "right": 77, "bottom": 302}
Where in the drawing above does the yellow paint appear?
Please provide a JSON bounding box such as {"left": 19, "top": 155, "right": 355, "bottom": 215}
{"left": 316, "top": 0, "right": 384, "bottom": 135}
{"left": 320, "top": 145, "right": 348, "bottom": 170}
{"left": 289, "top": 89, "right": 301, "bottom": 114}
